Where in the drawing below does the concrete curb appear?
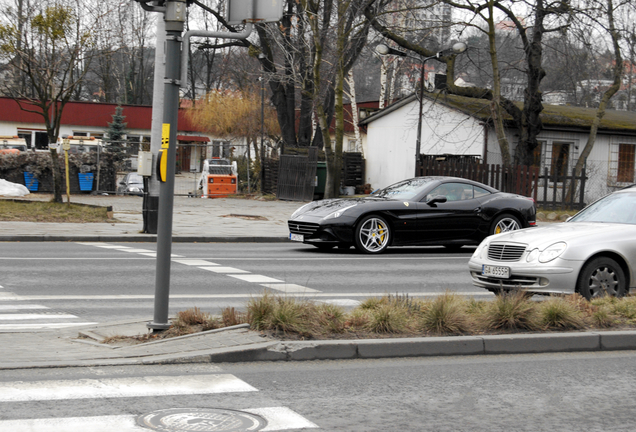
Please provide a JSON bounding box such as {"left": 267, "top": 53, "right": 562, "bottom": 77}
{"left": 3, "top": 330, "right": 636, "bottom": 370}
{"left": 202, "top": 330, "right": 636, "bottom": 364}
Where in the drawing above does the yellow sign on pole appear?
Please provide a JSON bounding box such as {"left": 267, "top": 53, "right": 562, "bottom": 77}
{"left": 161, "top": 123, "right": 170, "bottom": 149}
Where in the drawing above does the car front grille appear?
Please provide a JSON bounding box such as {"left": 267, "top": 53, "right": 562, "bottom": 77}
{"left": 487, "top": 243, "right": 526, "bottom": 262}
{"left": 288, "top": 221, "right": 319, "bottom": 236}
{"left": 471, "top": 272, "right": 539, "bottom": 287}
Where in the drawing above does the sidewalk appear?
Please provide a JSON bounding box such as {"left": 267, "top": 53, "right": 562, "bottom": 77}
{"left": 0, "top": 194, "right": 301, "bottom": 242}
{"left": 3, "top": 194, "right": 636, "bottom": 369}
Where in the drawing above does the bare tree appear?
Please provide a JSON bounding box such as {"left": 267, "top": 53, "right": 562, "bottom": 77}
{"left": 0, "top": 0, "right": 102, "bottom": 202}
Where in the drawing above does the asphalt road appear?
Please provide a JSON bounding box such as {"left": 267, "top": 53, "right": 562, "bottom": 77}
{"left": 0, "top": 242, "right": 488, "bottom": 328}
{"left": 2, "top": 351, "right": 636, "bottom": 431}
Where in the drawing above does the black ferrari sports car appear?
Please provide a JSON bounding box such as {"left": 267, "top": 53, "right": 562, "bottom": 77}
{"left": 288, "top": 176, "right": 536, "bottom": 254}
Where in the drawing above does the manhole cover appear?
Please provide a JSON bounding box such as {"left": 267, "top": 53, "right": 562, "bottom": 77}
{"left": 137, "top": 408, "right": 267, "bottom": 432}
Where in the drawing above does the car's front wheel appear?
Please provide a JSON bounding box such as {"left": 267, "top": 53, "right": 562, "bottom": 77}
{"left": 354, "top": 215, "right": 391, "bottom": 254}
{"left": 490, "top": 213, "right": 521, "bottom": 235}
{"left": 577, "top": 257, "right": 626, "bottom": 300}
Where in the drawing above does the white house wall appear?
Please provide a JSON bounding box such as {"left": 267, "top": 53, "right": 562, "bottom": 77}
{"left": 365, "top": 99, "right": 484, "bottom": 189}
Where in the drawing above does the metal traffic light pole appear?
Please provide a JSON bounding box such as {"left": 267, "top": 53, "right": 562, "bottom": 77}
{"left": 133, "top": 0, "right": 280, "bottom": 332}
{"left": 147, "top": 0, "right": 186, "bottom": 331}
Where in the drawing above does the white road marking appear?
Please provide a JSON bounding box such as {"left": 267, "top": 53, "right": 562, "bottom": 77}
{"left": 172, "top": 259, "right": 219, "bottom": 266}
{"left": 229, "top": 274, "right": 284, "bottom": 283}
{"left": 0, "top": 292, "right": 493, "bottom": 301}
{"left": 199, "top": 266, "right": 250, "bottom": 274}
{"left": 0, "top": 313, "right": 78, "bottom": 320}
{"left": 120, "top": 248, "right": 154, "bottom": 253}
{"left": 0, "top": 375, "right": 257, "bottom": 402}
{"left": 246, "top": 407, "right": 319, "bottom": 431}
{"left": 137, "top": 252, "right": 184, "bottom": 258}
{"left": 0, "top": 407, "right": 318, "bottom": 432}
{"left": 87, "top": 245, "right": 132, "bottom": 249}
{"left": 0, "top": 322, "right": 97, "bottom": 330}
{"left": 320, "top": 299, "right": 362, "bottom": 307}
{"left": 260, "top": 283, "right": 320, "bottom": 293}
{"left": 0, "top": 304, "right": 48, "bottom": 310}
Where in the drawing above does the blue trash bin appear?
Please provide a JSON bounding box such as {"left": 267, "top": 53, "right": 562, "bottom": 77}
{"left": 78, "top": 173, "right": 94, "bottom": 191}
{"left": 23, "top": 172, "right": 39, "bottom": 191}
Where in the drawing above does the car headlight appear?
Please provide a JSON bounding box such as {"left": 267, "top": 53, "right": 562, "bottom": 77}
{"left": 472, "top": 241, "right": 489, "bottom": 260}
{"left": 128, "top": 187, "right": 141, "bottom": 193}
{"left": 291, "top": 203, "right": 313, "bottom": 219}
{"left": 324, "top": 205, "right": 356, "bottom": 220}
{"left": 526, "top": 248, "right": 540, "bottom": 262}
{"left": 538, "top": 242, "right": 567, "bottom": 263}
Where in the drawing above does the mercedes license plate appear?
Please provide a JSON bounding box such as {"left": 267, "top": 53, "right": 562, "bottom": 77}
{"left": 289, "top": 233, "right": 304, "bottom": 242}
{"left": 482, "top": 264, "right": 510, "bottom": 279}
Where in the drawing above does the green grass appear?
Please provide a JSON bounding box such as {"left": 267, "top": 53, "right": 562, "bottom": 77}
{"left": 0, "top": 199, "right": 112, "bottom": 222}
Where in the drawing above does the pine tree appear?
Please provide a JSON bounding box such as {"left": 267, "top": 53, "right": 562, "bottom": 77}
{"left": 104, "top": 105, "right": 128, "bottom": 153}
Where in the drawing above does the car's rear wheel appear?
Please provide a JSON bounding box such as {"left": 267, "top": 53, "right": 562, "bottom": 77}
{"left": 577, "top": 257, "right": 626, "bottom": 300}
{"left": 491, "top": 213, "right": 521, "bottom": 235}
{"left": 354, "top": 215, "right": 391, "bottom": 254}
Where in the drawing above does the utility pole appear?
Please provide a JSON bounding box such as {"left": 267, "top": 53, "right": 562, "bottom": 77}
{"left": 144, "top": 7, "right": 166, "bottom": 235}
{"left": 147, "top": 0, "right": 186, "bottom": 331}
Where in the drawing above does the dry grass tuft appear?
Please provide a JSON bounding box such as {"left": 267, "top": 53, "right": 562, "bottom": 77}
{"left": 538, "top": 297, "right": 587, "bottom": 330}
{"left": 221, "top": 307, "right": 249, "bottom": 327}
{"left": 480, "top": 291, "right": 540, "bottom": 331}
{"left": 366, "top": 303, "right": 409, "bottom": 334}
{"left": 418, "top": 292, "right": 473, "bottom": 335}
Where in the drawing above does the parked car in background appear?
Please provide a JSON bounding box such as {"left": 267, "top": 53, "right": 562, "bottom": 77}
{"left": 469, "top": 185, "right": 636, "bottom": 299}
{"left": 288, "top": 176, "right": 536, "bottom": 254}
{"left": 117, "top": 173, "right": 144, "bottom": 196}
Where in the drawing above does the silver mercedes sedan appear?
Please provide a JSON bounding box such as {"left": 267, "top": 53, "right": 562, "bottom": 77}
{"left": 468, "top": 185, "right": 636, "bottom": 299}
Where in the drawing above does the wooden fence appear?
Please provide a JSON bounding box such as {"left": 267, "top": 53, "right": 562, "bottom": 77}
{"left": 276, "top": 148, "right": 317, "bottom": 201}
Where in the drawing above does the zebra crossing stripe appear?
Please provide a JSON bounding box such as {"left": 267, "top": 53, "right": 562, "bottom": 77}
{"left": 172, "top": 259, "right": 219, "bottom": 266}
{"left": 0, "top": 313, "right": 78, "bottom": 320}
{"left": 0, "top": 304, "right": 49, "bottom": 311}
{"left": 0, "top": 407, "right": 319, "bottom": 431}
{"left": 0, "top": 322, "right": 97, "bottom": 330}
{"left": 0, "top": 375, "right": 257, "bottom": 402}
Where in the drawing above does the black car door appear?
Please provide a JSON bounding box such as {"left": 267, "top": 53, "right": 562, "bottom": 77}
{"left": 416, "top": 182, "right": 483, "bottom": 241}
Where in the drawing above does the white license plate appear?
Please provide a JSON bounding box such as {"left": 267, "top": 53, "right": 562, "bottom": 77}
{"left": 289, "top": 233, "right": 304, "bottom": 242}
{"left": 482, "top": 265, "right": 510, "bottom": 279}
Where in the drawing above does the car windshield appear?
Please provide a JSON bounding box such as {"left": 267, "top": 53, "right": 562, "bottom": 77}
{"left": 373, "top": 178, "right": 435, "bottom": 200}
{"left": 569, "top": 190, "right": 636, "bottom": 224}
{"left": 127, "top": 174, "right": 143, "bottom": 184}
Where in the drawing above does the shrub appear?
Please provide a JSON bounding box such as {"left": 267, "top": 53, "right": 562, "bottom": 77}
{"left": 418, "top": 292, "right": 473, "bottom": 335}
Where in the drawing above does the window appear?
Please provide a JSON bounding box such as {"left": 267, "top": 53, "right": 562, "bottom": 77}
{"left": 550, "top": 141, "right": 570, "bottom": 178}
{"left": 617, "top": 143, "right": 635, "bottom": 183}
{"left": 347, "top": 139, "right": 358, "bottom": 152}
{"left": 18, "top": 130, "right": 48, "bottom": 150}
{"left": 427, "top": 182, "right": 474, "bottom": 202}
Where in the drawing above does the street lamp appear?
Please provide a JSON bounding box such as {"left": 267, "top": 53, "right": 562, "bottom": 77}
{"left": 376, "top": 42, "right": 467, "bottom": 176}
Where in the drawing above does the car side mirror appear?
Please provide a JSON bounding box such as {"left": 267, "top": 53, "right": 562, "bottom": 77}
{"left": 426, "top": 195, "right": 447, "bottom": 205}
